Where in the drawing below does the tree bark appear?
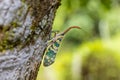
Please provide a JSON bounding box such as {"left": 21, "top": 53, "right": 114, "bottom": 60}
{"left": 0, "top": 0, "right": 61, "bottom": 80}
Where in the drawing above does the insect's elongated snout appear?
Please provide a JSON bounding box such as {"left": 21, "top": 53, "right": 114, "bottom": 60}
{"left": 61, "top": 26, "right": 81, "bottom": 35}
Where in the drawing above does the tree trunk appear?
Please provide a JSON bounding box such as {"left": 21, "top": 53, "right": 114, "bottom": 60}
{"left": 0, "top": 0, "right": 61, "bottom": 80}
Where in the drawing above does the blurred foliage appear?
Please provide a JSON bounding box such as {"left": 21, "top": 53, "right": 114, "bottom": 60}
{"left": 81, "top": 39, "right": 120, "bottom": 80}
{"left": 37, "top": 0, "right": 120, "bottom": 80}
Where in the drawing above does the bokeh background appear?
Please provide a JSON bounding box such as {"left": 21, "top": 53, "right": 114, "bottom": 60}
{"left": 37, "top": 0, "right": 120, "bottom": 80}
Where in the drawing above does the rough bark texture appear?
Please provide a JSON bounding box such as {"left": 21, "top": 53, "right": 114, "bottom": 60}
{"left": 0, "top": 0, "right": 61, "bottom": 80}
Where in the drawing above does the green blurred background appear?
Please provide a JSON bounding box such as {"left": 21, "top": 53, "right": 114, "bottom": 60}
{"left": 37, "top": 0, "right": 120, "bottom": 80}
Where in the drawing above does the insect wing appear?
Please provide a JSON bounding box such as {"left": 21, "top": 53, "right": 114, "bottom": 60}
{"left": 43, "top": 48, "right": 55, "bottom": 66}
{"left": 43, "top": 38, "right": 62, "bottom": 66}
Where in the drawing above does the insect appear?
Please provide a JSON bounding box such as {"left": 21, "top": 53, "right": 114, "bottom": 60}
{"left": 43, "top": 26, "right": 81, "bottom": 67}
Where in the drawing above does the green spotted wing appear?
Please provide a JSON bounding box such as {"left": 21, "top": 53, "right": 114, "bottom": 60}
{"left": 43, "top": 38, "right": 62, "bottom": 66}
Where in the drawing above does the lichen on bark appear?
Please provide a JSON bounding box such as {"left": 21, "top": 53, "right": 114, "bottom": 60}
{"left": 0, "top": 0, "right": 60, "bottom": 52}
